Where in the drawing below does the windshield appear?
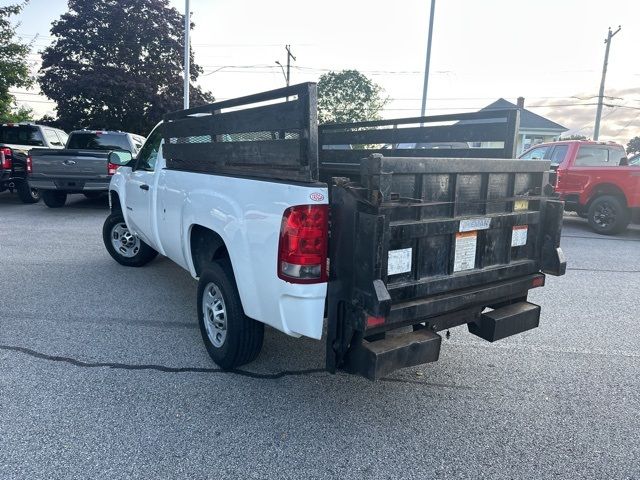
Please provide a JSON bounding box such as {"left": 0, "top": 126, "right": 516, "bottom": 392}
{"left": 630, "top": 155, "right": 640, "bottom": 166}
{"left": 0, "top": 125, "right": 45, "bottom": 146}
{"left": 67, "top": 132, "right": 131, "bottom": 151}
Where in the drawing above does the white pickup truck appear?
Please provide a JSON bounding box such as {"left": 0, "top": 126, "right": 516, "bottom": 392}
{"left": 104, "top": 83, "right": 566, "bottom": 379}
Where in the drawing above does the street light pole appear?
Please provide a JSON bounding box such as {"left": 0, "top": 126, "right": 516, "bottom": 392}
{"left": 593, "top": 26, "right": 621, "bottom": 140}
{"left": 183, "top": 0, "right": 190, "bottom": 110}
{"left": 420, "top": 0, "right": 436, "bottom": 118}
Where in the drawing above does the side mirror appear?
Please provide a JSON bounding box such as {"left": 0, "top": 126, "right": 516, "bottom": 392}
{"left": 108, "top": 150, "right": 133, "bottom": 166}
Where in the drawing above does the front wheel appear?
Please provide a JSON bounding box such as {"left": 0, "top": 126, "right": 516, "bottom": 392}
{"left": 16, "top": 181, "right": 40, "bottom": 204}
{"left": 197, "top": 262, "right": 264, "bottom": 369}
{"left": 102, "top": 211, "right": 158, "bottom": 267}
{"left": 42, "top": 190, "right": 67, "bottom": 208}
{"left": 587, "top": 195, "right": 630, "bottom": 235}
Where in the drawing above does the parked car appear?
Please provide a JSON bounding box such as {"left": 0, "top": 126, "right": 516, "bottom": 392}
{"left": 102, "top": 84, "right": 565, "bottom": 380}
{"left": 0, "top": 123, "right": 68, "bottom": 203}
{"left": 28, "top": 130, "right": 145, "bottom": 208}
{"left": 519, "top": 140, "right": 639, "bottom": 234}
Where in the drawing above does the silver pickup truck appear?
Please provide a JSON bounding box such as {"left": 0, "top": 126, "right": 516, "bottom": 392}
{"left": 29, "top": 130, "right": 145, "bottom": 208}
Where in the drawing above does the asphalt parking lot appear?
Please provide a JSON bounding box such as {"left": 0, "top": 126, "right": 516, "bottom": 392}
{"left": 1, "top": 190, "right": 639, "bottom": 479}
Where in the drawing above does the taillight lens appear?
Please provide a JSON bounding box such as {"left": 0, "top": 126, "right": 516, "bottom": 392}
{"left": 555, "top": 169, "right": 563, "bottom": 189}
{"left": 107, "top": 162, "right": 118, "bottom": 175}
{"left": 26, "top": 155, "right": 33, "bottom": 173}
{"left": 278, "top": 204, "right": 328, "bottom": 283}
{"left": 1, "top": 147, "right": 12, "bottom": 170}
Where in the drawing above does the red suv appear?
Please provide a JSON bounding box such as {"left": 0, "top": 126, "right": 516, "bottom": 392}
{"left": 520, "top": 140, "right": 640, "bottom": 234}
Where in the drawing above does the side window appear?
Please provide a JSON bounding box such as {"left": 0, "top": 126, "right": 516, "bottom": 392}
{"left": 608, "top": 147, "right": 628, "bottom": 166}
{"left": 44, "top": 128, "right": 63, "bottom": 147}
{"left": 574, "top": 146, "right": 610, "bottom": 167}
{"left": 549, "top": 145, "right": 568, "bottom": 167}
{"left": 135, "top": 128, "right": 163, "bottom": 171}
{"left": 57, "top": 130, "right": 69, "bottom": 146}
{"left": 520, "top": 146, "right": 548, "bottom": 160}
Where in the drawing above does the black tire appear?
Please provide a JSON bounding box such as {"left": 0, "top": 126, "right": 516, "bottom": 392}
{"left": 16, "top": 181, "right": 40, "bottom": 204}
{"left": 197, "top": 262, "right": 264, "bottom": 369}
{"left": 102, "top": 211, "right": 158, "bottom": 267}
{"left": 42, "top": 190, "right": 67, "bottom": 208}
{"left": 587, "top": 195, "right": 630, "bottom": 235}
{"left": 83, "top": 192, "right": 103, "bottom": 199}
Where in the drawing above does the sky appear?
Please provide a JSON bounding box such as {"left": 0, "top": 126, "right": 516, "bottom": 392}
{"left": 9, "top": 0, "right": 640, "bottom": 145}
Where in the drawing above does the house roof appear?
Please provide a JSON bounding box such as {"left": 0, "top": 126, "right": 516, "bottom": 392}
{"left": 481, "top": 98, "right": 568, "bottom": 132}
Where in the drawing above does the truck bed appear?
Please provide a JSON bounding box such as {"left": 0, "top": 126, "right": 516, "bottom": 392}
{"left": 160, "top": 82, "right": 565, "bottom": 379}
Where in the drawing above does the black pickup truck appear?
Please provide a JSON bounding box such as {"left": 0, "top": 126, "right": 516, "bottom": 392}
{"left": 29, "top": 130, "right": 145, "bottom": 207}
{"left": 0, "top": 123, "right": 68, "bottom": 203}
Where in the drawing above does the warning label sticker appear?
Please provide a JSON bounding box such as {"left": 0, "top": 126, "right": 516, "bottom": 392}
{"left": 388, "top": 248, "right": 412, "bottom": 275}
{"left": 454, "top": 231, "right": 477, "bottom": 272}
{"left": 511, "top": 225, "right": 528, "bottom": 247}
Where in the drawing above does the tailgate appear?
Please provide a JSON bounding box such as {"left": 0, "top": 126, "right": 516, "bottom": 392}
{"left": 30, "top": 149, "right": 109, "bottom": 181}
{"left": 327, "top": 154, "right": 565, "bottom": 375}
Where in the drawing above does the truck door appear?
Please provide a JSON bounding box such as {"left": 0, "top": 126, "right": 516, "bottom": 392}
{"left": 124, "top": 128, "right": 162, "bottom": 249}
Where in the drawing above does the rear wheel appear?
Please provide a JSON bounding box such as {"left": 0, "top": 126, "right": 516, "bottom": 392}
{"left": 197, "top": 262, "right": 264, "bottom": 369}
{"left": 16, "top": 181, "right": 40, "bottom": 204}
{"left": 42, "top": 190, "right": 67, "bottom": 208}
{"left": 587, "top": 195, "right": 630, "bottom": 235}
{"left": 102, "top": 211, "right": 158, "bottom": 267}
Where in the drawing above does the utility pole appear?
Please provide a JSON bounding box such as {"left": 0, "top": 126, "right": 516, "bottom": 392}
{"left": 420, "top": 0, "right": 436, "bottom": 117}
{"left": 593, "top": 26, "right": 621, "bottom": 140}
{"left": 183, "top": 0, "right": 190, "bottom": 109}
{"left": 285, "top": 45, "right": 296, "bottom": 87}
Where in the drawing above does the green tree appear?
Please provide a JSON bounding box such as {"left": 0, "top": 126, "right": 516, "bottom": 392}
{"left": 626, "top": 136, "right": 640, "bottom": 155}
{"left": 39, "top": 0, "right": 213, "bottom": 134}
{"left": 0, "top": 2, "right": 33, "bottom": 122}
{"left": 317, "top": 70, "right": 388, "bottom": 124}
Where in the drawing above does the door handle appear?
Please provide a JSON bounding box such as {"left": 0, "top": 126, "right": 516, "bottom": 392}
{"left": 140, "top": 184, "right": 150, "bottom": 191}
{"left": 63, "top": 160, "right": 76, "bottom": 166}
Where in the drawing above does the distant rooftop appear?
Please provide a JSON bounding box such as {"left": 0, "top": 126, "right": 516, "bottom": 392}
{"left": 481, "top": 98, "right": 568, "bottom": 132}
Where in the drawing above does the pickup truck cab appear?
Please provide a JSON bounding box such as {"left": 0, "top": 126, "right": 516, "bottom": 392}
{"left": 520, "top": 140, "right": 639, "bottom": 234}
{"left": 103, "top": 84, "right": 565, "bottom": 380}
{"left": 0, "top": 123, "right": 68, "bottom": 203}
{"left": 29, "top": 130, "right": 145, "bottom": 208}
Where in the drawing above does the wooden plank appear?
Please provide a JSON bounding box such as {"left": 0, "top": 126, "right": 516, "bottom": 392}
{"left": 164, "top": 139, "right": 302, "bottom": 167}
{"left": 165, "top": 101, "right": 303, "bottom": 139}
{"left": 320, "top": 148, "right": 509, "bottom": 167}
{"left": 319, "top": 108, "right": 514, "bottom": 131}
{"left": 320, "top": 122, "right": 508, "bottom": 146}
{"left": 164, "top": 82, "right": 314, "bottom": 121}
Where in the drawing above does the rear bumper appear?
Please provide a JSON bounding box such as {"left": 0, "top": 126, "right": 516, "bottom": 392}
{"left": 28, "top": 178, "right": 111, "bottom": 191}
{"left": 348, "top": 300, "right": 541, "bottom": 380}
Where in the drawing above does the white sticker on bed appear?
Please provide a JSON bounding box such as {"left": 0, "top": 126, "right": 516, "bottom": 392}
{"left": 388, "top": 248, "right": 412, "bottom": 275}
{"left": 511, "top": 226, "right": 528, "bottom": 247}
{"left": 454, "top": 232, "right": 477, "bottom": 272}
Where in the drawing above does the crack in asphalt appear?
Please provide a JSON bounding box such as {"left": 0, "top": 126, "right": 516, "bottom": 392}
{"left": 562, "top": 234, "right": 640, "bottom": 243}
{"left": 0, "top": 344, "right": 325, "bottom": 380}
{"left": 567, "top": 267, "right": 640, "bottom": 273}
{"left": 0, "top": 344, "right": 471, "bottom": 389}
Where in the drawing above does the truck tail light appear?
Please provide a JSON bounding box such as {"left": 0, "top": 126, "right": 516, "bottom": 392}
{"left": 1, "top": 147, "right": 12, "bottom": 170}
{"left": 26, "top": 155, "right": 33, "bottom": 173}
{"left": 555, "top": 169, "right": 563, "bottom": 189}
{"left": 366, "top": 315, "right": 385, "bottom": 328}
{"left": 107, "top": 161, "right": 118, "bottom": 175}
{"left": 278, "top": 204, "right": 328, "bottom": 284}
